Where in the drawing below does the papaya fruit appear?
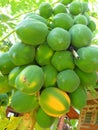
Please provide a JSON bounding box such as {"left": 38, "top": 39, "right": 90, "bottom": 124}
{"left": 74, "top": 45, "right": 98, "bottom": 73}
{"left": 61, "top": 0, "right": 73, "bottom": 5}
{"left": 69, "top": 85, "right": 87, "bottom": 110}
{"left": 11, "top": 90, "right": 38, "bottom": 113}
{"left": 69, "top": 1, "right": 83, "bottom": 15}
{"left": 36, "top": 107, "right": 55, "bottom": 128}
{"left": 74, "top": 14, "right": 88, "bottom": 25}
{"left": 8, "top": 66, "right": 26, "bottom": 87}
{"left": 9, "top": 42, "right": 35, "bottom": 66}
{"left": 57, "top": 69, "right": 80, "bottom": 93}
{"left": 51, "top": 50, "right": 75, "bottom": 71}
{"left": 0, "top": 1, "right": 97, "bottom": 125}
{"left": 75, "top": 67, "right": 97, "bottom": 87}
{"left": 69, "top": 24, "right": 92, "bottom": 48}
{"left": 16, "top": 19, "right": 48, "bottom": 45}
{"left": 35, "top": 44, "right": 54, "bottom": 66}
{"left": 15, "top": 65, "right": 44, "bottom": 94}
{"left": 53, "top": 13, "right": 74, "bottom": 30}
{"left": 42, "top": 64, "right": 58, "bottom": 87}
{"left": 84, "top": 13, "right": 90, "bottom": 24}
{"left": 24, "top": 13, "right": 48, "bottom": 25}
{"left": 81, "top": 2, "right": 89, "bottom": 13}
{"left": 39, "top": 2, "right": 53, "bottom": 19}
{"left": 53, "top": 3, "right": 67, "bottom": 15}
{"left": 39, "top": 87, "right": 71, "bottom": 117}
{"left": 88, "top": 20, "right": 96, "bottom": 32}
{"left": 47, "top": 27, "right": 71, "bottom": 51}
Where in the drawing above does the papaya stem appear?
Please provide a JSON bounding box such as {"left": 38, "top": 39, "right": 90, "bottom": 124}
{"left": 69, "top": 46, "right": 79, "bottom": 59}
{"left": 0, "top": 29, "right": 16, "bottom": 42}
{"left": 72, "top": 49, "right": 79, "bottom": 59}
{"left": 57, "top": 115, "right": 66, "bottom": 130}
{"left": 31, "top": 110, "right": 37, "bottom": 130}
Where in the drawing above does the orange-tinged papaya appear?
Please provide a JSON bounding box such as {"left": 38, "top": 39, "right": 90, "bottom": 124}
{"left": 39, "top": 87, "right": 71, "bottom": 117}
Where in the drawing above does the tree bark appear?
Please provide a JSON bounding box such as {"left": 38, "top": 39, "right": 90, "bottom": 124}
{"left": 57, "top": 115, "right": 66, "bottom": 130}
{"left": 57, "top": 115, "right": 70, "bottom": 130}
{"left": 17, "top": 110, "right": 36, "bottom": 130}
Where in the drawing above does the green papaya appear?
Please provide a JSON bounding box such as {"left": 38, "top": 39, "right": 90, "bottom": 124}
{"left": 75, "top": 67, "right": 97, "bottom": 87}
{"left": 16, "top": 19, "right": 48, "bottom": 45}
{"left": 51, "top": 50, "right": 75, "bottom": 71}
{"left": 8, "top": 66, "right": 26, "bottom": 87}
{"left": 42, "top": 64, "right": 58, "bottom": 87}
{"left": 15, "top": 65, "right": 44, "bottom": 94}
{"left": 9, "top": 42, "right": 35, "bottom": 66}
{"left": 36, "top": 107, "right": 55, "bottom": 128}
{"left": 0, "top": 52, "right": 15, "bottom": 74}
{"left": 39, "top": 2, "right": 53, "bottom": 19}
{"left": 69, "top": 85, "right": 87, "bottom": 110}
{"left": 24, "top": 13, "right": 48, "bottom": 25}
{"left": 57, "top": 69, "right": 80, "bottom": 93}
{"left": 47, "top": 27, "right": 71, "bottom": 51}
{"left": 35, "top": 44, "right": 54, "bottom": 66}
{"left": 69, "top": 24, "right": 92, "bottom": 48}
{"left": 11, "top": 90, "right": 38, "bottom": 113}
{"left": 74, "top": 45, "right": 98, "bottom": 73}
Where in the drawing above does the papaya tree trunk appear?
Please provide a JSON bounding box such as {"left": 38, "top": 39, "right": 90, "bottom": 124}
{"left": 57, "top": 115, "right": 66, "bottom": 130}
{"left": 17, "top": 110, "right": 36, "bottom": 130}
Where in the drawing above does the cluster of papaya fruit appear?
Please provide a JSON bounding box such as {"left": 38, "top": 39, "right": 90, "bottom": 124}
{"left": 0, "top": 0, "right": 98, "bottom": 128}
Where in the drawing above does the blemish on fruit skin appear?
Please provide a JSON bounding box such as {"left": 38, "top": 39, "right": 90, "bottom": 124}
{"left": 22, "top": 76, "right": 27, "bottom": 82}
{"left": 22, "top": 77, "right": 31, "bottom": 87}
{"left": 21, "top": 76, "right": 37, "bottom": 88}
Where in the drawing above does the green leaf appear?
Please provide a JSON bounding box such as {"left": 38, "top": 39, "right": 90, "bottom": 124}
{"left": 0, "top": 14, "right": 10, "bottom": 22}
{"left": 0, "top": 23, "right": 8, "bottom": 36}
{"left": 0, "top": 0, "right": 9, "bottom": 7}
{"left": 5, "top": 116, "right": 22, "bottom": 130}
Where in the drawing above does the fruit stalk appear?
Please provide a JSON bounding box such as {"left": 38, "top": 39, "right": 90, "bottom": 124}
{"left": 70, "top": 46, "right": 79, "bottom": 59}
{"left": 57, "top": 115, "right": 67, "bottom": 130}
